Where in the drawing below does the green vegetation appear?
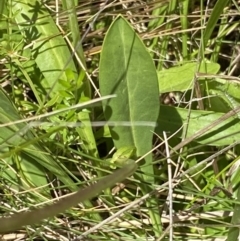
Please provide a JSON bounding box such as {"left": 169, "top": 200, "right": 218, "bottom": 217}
{"left": 0, "top": 0, "right": 240, "bottom": 240}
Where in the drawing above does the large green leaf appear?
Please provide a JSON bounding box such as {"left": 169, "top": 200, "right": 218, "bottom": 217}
{"left": 99, "top": 16, "right": 159, "bottom": 158}
{"left": 99, "top": 16, "right": 161, "bottom": 235}
{"left": 1, "top": 0, "right": 105, "bottom": 218}
{"left": 11, "top": 0, "right": 78, "bottom": 97}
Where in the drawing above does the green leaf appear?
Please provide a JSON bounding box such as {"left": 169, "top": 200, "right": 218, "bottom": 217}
{"left": 212, "top": 78, "right": 240, "bottom": 101}
{"left": 156, "top": 105, "right": 240, "bottom": 146}
{"left": 207, "top": 78, "right": 240, "bottom": 114}
{"left": 110, "top": 146, "right": 136, "bottom": 168}
{"left": 0, "top": 89, "right": 73, "bottom": 190}
{"left": 203, "top": 0, "right": 230, "bottom": 47}
{"left": 158, "top": 61, "right": 220, "bottom": 93}
{"left": 0, "top": 88, "right": 103, "bottom": 220}
{"left": 226, "top": 186, "right": 240, "bottom": 241}
{"left": 11, "top": 0, "right": 78, "bottom": 97}
{"left": 0, "top": 0, "right": 6, "bottom": 21}
{"left": 99, "top": 16, "right": 159, "bottom": 158}
{"left": 0, "top": 89, "right": 48, "bottom": 194}
{"left": 99, "top": 15, "right": 161, "bottom": 235}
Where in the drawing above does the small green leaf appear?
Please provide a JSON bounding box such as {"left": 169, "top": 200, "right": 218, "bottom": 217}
{"left": 58, "top": 79, "right": 72, "bottom": 89}
{"left": 110, "top": 146, "right": 136, "bottom": 168}
{"left": 206, "top": 78, "right": 240, "bottom": 114}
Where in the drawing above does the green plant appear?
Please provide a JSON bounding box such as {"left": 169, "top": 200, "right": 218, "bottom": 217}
{"left": 1, "top": 0, "right": 240, "bottom": 240}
